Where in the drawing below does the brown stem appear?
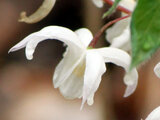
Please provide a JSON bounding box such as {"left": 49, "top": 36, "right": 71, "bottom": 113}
{"left": 103, "top": 0, "right": 132, "bottom": 15}
{"left": 89, "top": 15, "right": 130, "bottom": 48}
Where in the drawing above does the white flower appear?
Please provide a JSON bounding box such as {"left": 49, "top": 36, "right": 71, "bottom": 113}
{"left": 9, "top": 26, "right": 138, "bottom": 108}
{"left": 145, "top": 106, "right": 160, "bottom": 120}
{"left": 106, "top": 0, "right": 136, "bottom": 51}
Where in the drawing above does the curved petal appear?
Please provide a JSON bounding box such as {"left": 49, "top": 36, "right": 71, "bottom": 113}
{"left": 81, "top": 50, "right": 106, "bottom": 109}
{"left": 9, "top": 26, "right": 84, "bottom": 55}
{"left": 146, "top": 106, "right": 160, "bottom": 120}
{"left": 123, "top": 69, "right": 138, "bottom": 97}
{"left": 9, "top": 34, "right": 35, "bottom": 53}
{"left": 19, "top": 0, "right": 56, "bottom": 24}
{"left": 58, "top": 57, "right": 85, "bottom": 99}
{"left": 110, "top": 26, "right": 131, "bottom": 51}
{"left": 92, "top": 0, "right": 104, "bottom": 8}
{"left": 96, "top": 47, "right": 138, "bottom": 97}
{"left": 106, "top": 17, "right": 130, "bottom": 44}
{"left": 154, "top": 62, "right": 160, "bottom": 78}
{"left": 23, "top": 26, "right": 85, "bottom": 60}
{"left": 75, "top": 28, "right": 93, "bottom": 47}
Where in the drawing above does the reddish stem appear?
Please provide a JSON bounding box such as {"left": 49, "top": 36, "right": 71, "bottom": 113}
{"left": 89, "top": 15, "right": 130, "bottom": 48}
{"left": 103, "top": 0, "right": 132, "bottom": 15}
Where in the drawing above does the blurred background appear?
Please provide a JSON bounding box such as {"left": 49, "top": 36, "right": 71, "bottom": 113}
{"left": 0, "top": 0, "right": 160, "bottom": 120}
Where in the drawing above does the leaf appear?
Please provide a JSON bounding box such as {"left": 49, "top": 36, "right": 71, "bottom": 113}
{"left": 130, "top": 0, "right": 160, "bottom": 69}
{"left": 103, "top": 0, "right": 121, "bottom": 18}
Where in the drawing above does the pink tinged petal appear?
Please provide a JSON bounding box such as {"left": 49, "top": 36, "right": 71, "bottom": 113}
{"left": 96, "top": 47, "right": 138, "bottom": 97}
{"left": 81, "top": 50, "right": 106, "bottom": 109}
{"left": 154, "top": 62, "right": 160, "bottom": 78}
{"left": 92, "top": 0, "right": 103, "bottom": 8}
{"left": 75, "top": 28, "right": 93, "bottom": 47}
{"left": 146, "top": 106, "right": 160, "bottom": 120}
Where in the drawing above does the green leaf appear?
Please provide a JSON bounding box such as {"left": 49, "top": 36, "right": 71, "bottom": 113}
{"left": 103, "top": 0, "right": 121, "bottom": 18}
{"left": 130, "top": 0, "right": 160, "bottom": 69}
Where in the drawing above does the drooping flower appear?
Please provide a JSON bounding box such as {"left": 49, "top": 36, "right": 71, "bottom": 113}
{"left": 145, "top": 106, "right": 160, "bottom": 120}
{"left": 9, "top": 26, "right": 138, "bottom": 108}
{"left": 19, "top": 0, "right": 56, "bottom": 24}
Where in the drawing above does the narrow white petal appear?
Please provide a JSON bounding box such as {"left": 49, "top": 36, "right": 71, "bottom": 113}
{"left": 75, "top": 28, "right": 93, "bottom": 47}
{"left": 146, "top": 106, "right": 160, "bottom": 120}
{"left": 9, "top": 35, "right": 33, "bottom": 53}
{"left": 24, "top": 26, "right": 84, "bottom": 60}
{"left": 111, "top": 0, "right": 136, "bottom": 12}
{"left": 154, "top": 62, "right": 160, "bottom": 78}
{"left": 92, "top": 0, "right": 104, "bottom": 8}
{"left": 123, "top": 69, "right": 138, "bottom": 97}
{"left": 81, "top": 50, "right": 106, "bottom": 109}
{"left": 96, "top": 47, "right": 138, "bottom": 97}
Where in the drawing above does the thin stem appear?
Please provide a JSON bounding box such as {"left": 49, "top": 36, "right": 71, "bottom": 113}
{"left": 89, "top": 15, "right": 130, "bottom": 48}
{"left": 103, "top": 0, "right": 132, "bottom": 15}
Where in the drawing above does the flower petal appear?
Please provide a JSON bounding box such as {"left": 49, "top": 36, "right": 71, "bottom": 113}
{"left": 24, "top": 26, "right": 84, "bottom": 60}
{"left": 146, "top": 106, "right": 160, "bottom": 120}
{"left": 9, "top": 35, "right": 33, "bottom": 53}
{"left": 96, "top": 47, "right": 138, "bottom": 97}
{"left": 154, "top": 62, "right": 160, "bottom": 78}
{"left": 106, "top": 17, "right": 130, "bottom": 50}
{"left": 58, "top": 56, "right": 85, "bottom": 99}
{"left": 81, "top": 50, "right": 106, "bottom": 109}
{"left": 9, "top": 26, "right": 84, "bottom": 55}
{"left": 110, "top": 26, "right": 131, "bottom": 51}
{"left": 75, "top": 28, "right": 93, "bottom": 47}
{"left": 92, "top": 0, "right": 104, "bottom": 8}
